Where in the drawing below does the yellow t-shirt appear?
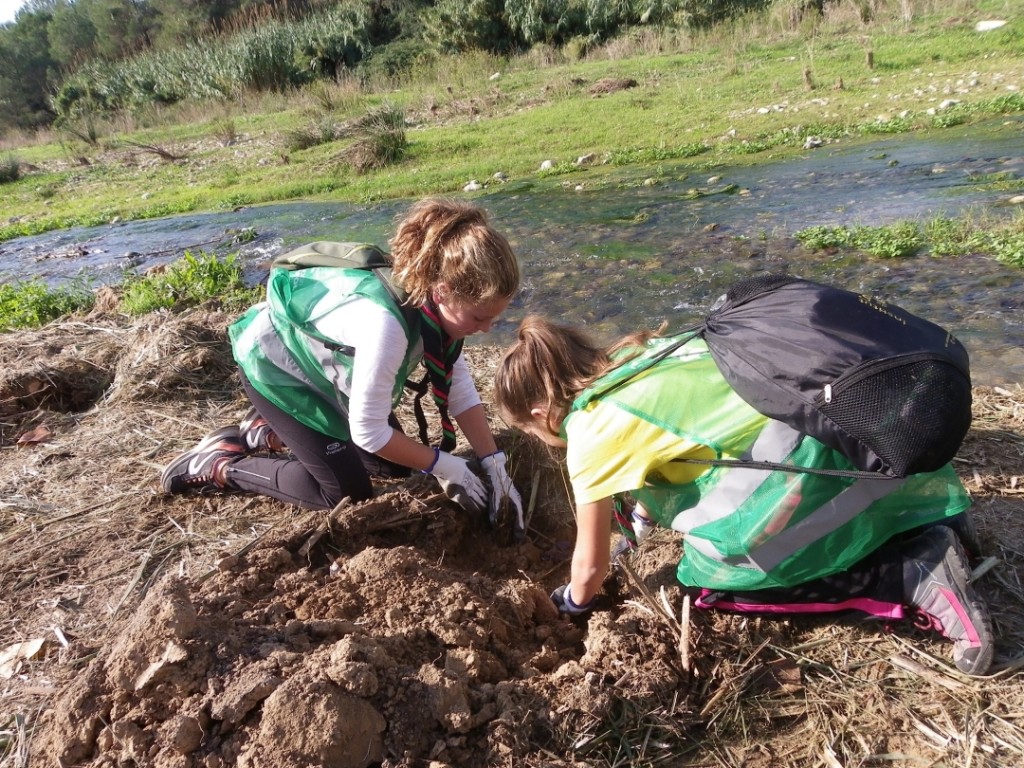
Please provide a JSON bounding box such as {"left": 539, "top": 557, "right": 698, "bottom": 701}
{"left": 565, "top": 398, "right": 717, "bottom": 505}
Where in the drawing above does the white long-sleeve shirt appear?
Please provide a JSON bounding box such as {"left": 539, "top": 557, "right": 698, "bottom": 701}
{"left": 311, "top": 296, "right": 481, "bottom": 453}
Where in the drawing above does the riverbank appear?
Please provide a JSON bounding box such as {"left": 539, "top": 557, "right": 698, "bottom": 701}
{"left": 2, "top": 3, "right": 1023, "bottom": 244}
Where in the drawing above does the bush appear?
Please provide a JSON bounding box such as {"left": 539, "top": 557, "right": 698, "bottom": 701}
{"left": 0, "top": 279, "right": 95, "bottom": 330}
{"left": 119, "top": 251, "right": 258, "bottom": 315}
{"left": 0, "top": 154, "right": 20, "bottom": 184}
{"left": 338, "top": 103, "right": 407, "bottom": 172}
{"left": 358, "top": 38, "right": 436, "bottom": 84}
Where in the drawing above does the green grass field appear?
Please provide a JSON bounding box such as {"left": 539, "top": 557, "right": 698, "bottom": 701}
{"left": 1, "top": 1, "right": 1021, "bottom": 251}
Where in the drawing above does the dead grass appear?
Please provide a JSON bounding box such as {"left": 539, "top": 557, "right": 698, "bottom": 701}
{"left": 1, "top": 308, "right": 1022, "bottom": 767}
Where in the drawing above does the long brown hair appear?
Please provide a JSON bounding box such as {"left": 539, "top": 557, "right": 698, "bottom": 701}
{"left": 495, "top": 315, "right": 661, "bottom": 436}
{"left": 389, "top": 198, "right": 519, "bottom": 306}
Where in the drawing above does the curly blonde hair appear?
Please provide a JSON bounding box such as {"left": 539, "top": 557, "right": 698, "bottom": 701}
{"left": 389, "top": 198, "right": 519, "bottom": 306}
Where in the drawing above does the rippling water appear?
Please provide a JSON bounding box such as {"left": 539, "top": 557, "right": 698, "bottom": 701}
{"left": 2, "top": 121, "right": 1022, "bottom": 384}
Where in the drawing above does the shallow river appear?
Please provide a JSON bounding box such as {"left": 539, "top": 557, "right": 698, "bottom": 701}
{"left": 2, "top": 120, "right": 1022, "bottom": 385}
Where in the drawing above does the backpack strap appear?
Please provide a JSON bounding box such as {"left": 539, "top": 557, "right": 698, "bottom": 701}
{"left": 418, "top": 299, "right": 464, "bottom": 453}
{"left": 671, "top": 456, "right": 900, "bottom": 479}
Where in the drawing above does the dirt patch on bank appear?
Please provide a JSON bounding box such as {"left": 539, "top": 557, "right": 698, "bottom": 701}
{"left": 1, "top": 306, "right": 1023, "bottom": 767}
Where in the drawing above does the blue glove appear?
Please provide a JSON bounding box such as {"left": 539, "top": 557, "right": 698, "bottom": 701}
{"left": 481, "top": 451, "right": 526, "bottom": 541}
{"left": 550, "top": 583, "right": 596, "bottom": 616}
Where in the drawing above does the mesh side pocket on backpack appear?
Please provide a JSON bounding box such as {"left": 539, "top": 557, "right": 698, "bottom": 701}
{"left": 723, "top": 273, "right": 797, "bottom": 306}
{"left": 820, "top": 357, "right": 972, "bottom": 477}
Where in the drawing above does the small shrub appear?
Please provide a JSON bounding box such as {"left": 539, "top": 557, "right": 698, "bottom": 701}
{"left": 284, "top": 113, "right": 339, "bottom": 151}
{"left": 853, "top": 222, "right": 923, "bottom": 258}
{"left": 339, "top": 103, "right": 407, "bottom": 172}
{"left": 119, "top": 251, "right": 258, "bottom": 315}
{"left": 59, "top": 117, "right": 102, "bottom": 147}
{"left": 0, "top": 279, "right": 95, "bottom": 331}
{"left": 0, "top": 154, "right": 20, "bottom": 184}
{"left": 212, "top": 117, "right": 239, "bottom": 146}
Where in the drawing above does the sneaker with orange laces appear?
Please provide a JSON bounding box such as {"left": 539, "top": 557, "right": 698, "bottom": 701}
{"left": 161, "top": 426, "right": 246, "bottom": 494}
{"left": 240, "top": 407, "right": 284, "bottom": 453}
{"left": 903, "top": 524, "right": 994, "bottom": 676}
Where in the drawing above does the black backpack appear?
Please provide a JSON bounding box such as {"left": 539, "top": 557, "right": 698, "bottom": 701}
{"left": 624, "top": 274, "right": 973, "bottom": 478}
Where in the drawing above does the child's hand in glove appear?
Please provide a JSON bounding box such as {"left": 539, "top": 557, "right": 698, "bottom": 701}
{"left": 481, "top": 451, "right": 526, "bottom": 542}
{"left": 550, "top": 583, "right": 596, "bottom": 616}
{"left": 429, "top": 451, "right": 487, "bottom": 514}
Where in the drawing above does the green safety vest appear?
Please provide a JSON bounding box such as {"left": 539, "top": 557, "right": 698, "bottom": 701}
{"left": 229, "top": 263, "right": 422, "bottom": 441}
{"left": 567, "top": 338, "right": 970, "bottom": 591}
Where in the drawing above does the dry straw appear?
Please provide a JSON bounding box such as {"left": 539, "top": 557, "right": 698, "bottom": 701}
{"left": 1, "top": 310, "right": 1022, "bottom": 766}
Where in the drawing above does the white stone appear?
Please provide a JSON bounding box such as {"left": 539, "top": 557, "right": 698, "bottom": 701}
{"left": 539, "top": 160, "right": 554, "bottom": 171}
{"left": 463, "top": 180, "right": 482, "bottom": 192}
{"left": 975, "top": 20, "right": 1007, "bottom": 32}
{"left": 489, "top": 72, "right": 501, "bottom": 80}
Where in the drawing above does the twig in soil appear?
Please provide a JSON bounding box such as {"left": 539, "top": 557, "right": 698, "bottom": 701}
{"left": 192, "top": 522, "right": 278, "bottom": 586}
{"left": 110, "top": 538, "right": 157, "bottom": 617}
{"left": 680, "top": 593, "right": 691, "bottom": 673}
{"left": 616, "top": 555, "right": 680, "bottom": 635}
{"left": 299, "top": 500, "right": 346, "bottom": 560}
{"left": 971, "top": 555, "right": 1000, "bottom": 581}
{"left": 14, "top": 711, "right": 30, "bottom": 768}
{"left": 889, "top": 653, "right": 964, "bottom": 692}
{"left": 523, "top": 469, "right": 540, "bottom": 533}
{"left": 330, "top": 492, "right": 445, "bottom": 536}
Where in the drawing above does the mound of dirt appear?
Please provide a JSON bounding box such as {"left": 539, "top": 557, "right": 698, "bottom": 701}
{"left": 2, "top": 307, "right": 1023, "bottom": 767}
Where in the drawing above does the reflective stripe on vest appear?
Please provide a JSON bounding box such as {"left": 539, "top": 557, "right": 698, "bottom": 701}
{"left": 671, "top": 416, "right": 911, "bottom": 573}
{"left": 682, "top": 471, "right": 908, "bottom": 572}
{"left": 668, "top": 419, "right": 804, "bottom": 534}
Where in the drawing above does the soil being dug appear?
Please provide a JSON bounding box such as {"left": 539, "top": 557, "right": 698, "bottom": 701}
{"left": 2, "top": 306, "right": 1024, "bottom": 768}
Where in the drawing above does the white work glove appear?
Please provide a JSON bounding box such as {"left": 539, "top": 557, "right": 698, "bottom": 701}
{"left": 430, "top": 450, "right": 488, "bottom": 515}
{"left": 480, "top": 451, "right": 526, "bottom": 542}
